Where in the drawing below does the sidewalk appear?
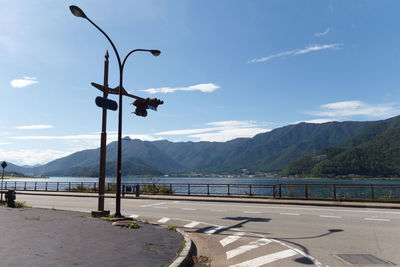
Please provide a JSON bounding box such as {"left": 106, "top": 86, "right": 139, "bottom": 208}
{"left": 0, "top": 205, "right": 184, "bottom": 267}
{"left": 15, "top": 190, "right": 400, "bottom": 209}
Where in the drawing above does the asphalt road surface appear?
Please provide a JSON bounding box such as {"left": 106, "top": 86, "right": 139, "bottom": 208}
{"left": 16, "top": 194, "right": 400, "bottom": 266}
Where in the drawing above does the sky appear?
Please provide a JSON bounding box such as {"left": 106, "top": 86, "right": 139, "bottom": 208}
{"left": 1, "top": 0, "right": 400, "bottom": 165}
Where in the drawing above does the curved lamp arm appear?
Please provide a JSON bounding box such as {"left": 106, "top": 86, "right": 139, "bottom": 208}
{"left": 69, "top": 5, "right": 122, "bottom": 71}
{"left": 122, "top": 49, "right": 161, "bottom": 70}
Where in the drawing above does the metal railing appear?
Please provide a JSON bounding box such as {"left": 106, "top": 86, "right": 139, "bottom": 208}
{"left": 2, "top": 181, "right": 400, "bottom": 202}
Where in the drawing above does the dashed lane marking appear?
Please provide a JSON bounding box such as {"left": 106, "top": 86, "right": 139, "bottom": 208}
{"left": 139, "top": 202, "right": 166, "bottom": 208}
{"left": 154, "top": 206, "right": 168, "bottom": 209}
{"left": 364, "top": 218, "right": 390, "bottom": 221}
{"left": 158, "top": 217, "right": 170, "bottom": 223}
{"left": 229, "top": 249, "right": 298, "bottom": 267}
{"left": 243, "top": 211, "right": 262, "bottom": 214}
{"left": 226, "top": 238, "right": 272, "bottom": 260}
{"left": 184, "top": 221, "right": 200, "bottom": 228}
{"left": 320, "top": 215, "right": 342, "bottom": 218}
{"left": 280, "top": 212, "right": 300, "bottom": 216}
{"left": 181, "top": 208, "right": 196, "bottom": 211}
{"left": 220, "top": 232, "right": 245, "bottom": 247}
{"left": 211, "top": 209, "right": 227, "bottom": 212}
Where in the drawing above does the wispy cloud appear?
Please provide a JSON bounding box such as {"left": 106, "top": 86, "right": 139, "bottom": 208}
{"left": 155, "top": 120, "right": 270, "bottom": 142}
{"left": 16, "top": 124, "right": 53, "bottom": 130}
{"left": 10, "top": 133, "right": 161, "bottom": 142}
{"left": 140, "top": 83, "right": 220, "bottom": 94}
{"left": 0, "top": 148, "right": 73, "bottom": 166}
{"left": 308, "top": 100, "right": 399, "bottom": 119}
{"left": 10, "top": 76, "right": 38, "bottom": 88}
{"left": 248, "top": 43, "right": 342, "bottom": 63}
{"left": 315, "top": 28, "right": 330, "bottom": 37}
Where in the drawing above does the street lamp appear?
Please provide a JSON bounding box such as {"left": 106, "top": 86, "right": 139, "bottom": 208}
{"left": 70, "top": 5, "right": 161, "bottom": 217}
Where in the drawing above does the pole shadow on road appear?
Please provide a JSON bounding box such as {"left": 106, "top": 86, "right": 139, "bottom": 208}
{"left": 274, "top": 229, "right": 344, "bottom": 264}
{"left": 195, "top": 216, "right": 271, "bottom": 237}
{"left": 194, "top": 216, "right": 344, "bottom": 265}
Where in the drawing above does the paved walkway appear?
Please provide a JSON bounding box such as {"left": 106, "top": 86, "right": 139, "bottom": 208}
{"left": 15, "top": 191, "right": 400, "bottom": 209}
{"left": 0, "top": 205, "right": 183, "bottom": 267}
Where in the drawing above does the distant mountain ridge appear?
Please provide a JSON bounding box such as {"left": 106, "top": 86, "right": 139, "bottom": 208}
{"left": 282, "top": 115, "right": 400, "bottom": 177}
{"left": 5, "top": 118, "right": 375, "bottom": 177}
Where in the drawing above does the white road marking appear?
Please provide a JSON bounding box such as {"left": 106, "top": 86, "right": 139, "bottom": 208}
{"left": 203, "top": 226, "right": 223, "bottom": 235}
{"left": 179, "top": 201, "right": 400, "bottom": 215}
{"left": 226, "top": 238, "right": 272, "bottom": 259}
{"left": 229, "top": 249, "right": 298, "bottom": 267}
{"left": 184, "top": 221, "right": 200, "bottom": 228}
{"left": 364, "top": 218, "right": 390, "bottom": 221}
{"left": 157, "top": 217, "right": 170, "bottom": 223}
{"left": 129, "top": 214, "right": 139, "bottom": 219}
{"left": 181, "top": 208, "right": 196, "bottom": 211}
{"left": 243, "top": 211, "right": 261, "bottom": 214}
{"left": 320, "top": 215, "right": 342, "bottom": 218}
{"left": 219, "top": 232, "right": 245, "bottom": 247}
{"left": 140, "top": 202, "right": 166, "bottom": 208}
{"left": 211, "top": 209, "right": 227, "bottom": 212}
{"left": 154, "top": 206, "right": 168, "bottom": 209}
{"left": 280, "top": 212, "right": 300, "bottom": 216}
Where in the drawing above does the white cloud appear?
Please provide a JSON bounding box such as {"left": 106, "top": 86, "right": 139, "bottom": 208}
{"left": 0, "top": 149, "right": 73, "bottom": 165}
{"left": 155, "top": 120, "right": 270, "bottom": 142}
{"left": 315, "top": 28, "right": 330, "bottom": 37}
{"left": 140, "top": 83, "right": 220, "bottom": 94}
{"left": 248, "top": 43, "right": 342, "bottom": 63}
{"left": 16, "top": 124, "right": 53, "bottom": 130}
{"left": 10, "top": 76, "right": 38, "bottom": 88}
{"left": 10, "top": 133, "right": 161, "bottom": 142}
{"left": 308, "top": 100, "right": 399, "bottom": 119}
{"left": 296, "top": 119, "right": 335, "bottom": 124}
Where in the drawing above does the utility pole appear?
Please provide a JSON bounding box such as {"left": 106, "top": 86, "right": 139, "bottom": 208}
{"left": 91, "top": 51, "right": 110, "bottom": 218}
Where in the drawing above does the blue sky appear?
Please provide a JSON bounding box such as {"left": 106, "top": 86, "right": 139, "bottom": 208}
{"left": 1, "top": 0, "right": 400, "bottom": 165}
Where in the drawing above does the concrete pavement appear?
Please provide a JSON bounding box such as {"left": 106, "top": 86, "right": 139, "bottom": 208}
{"left": 0, "top": 205, "right": 185, "bottom": 267}
{"left": 12, "top": 192, "right": 400, "bottom": 266}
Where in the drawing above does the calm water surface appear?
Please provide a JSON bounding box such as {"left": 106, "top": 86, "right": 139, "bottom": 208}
{"left": 5, "top": 176, "right": 400, "bottom": 184}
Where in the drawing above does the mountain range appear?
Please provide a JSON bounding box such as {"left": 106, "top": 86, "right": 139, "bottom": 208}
{"left": 5, "top": 118, "right": 378, "bottom": 177}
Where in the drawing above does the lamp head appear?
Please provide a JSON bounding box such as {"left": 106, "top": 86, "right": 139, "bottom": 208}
{"left": 150, "top": 50, "right": 161, "bottom": 57}
{"left": 69, "top": 5, "right": 87, "bottom": 19}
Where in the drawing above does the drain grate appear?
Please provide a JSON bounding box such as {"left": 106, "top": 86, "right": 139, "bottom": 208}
{"left": 337, "top": 254, "right": 391, "bottom": 265}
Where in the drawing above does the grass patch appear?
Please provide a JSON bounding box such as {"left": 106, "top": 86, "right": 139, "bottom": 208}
{"left": 124, "top": 222, "right": 140, "bottom": 229}
{"left": 166, "top": 225, "right": 177, "bottom": 231}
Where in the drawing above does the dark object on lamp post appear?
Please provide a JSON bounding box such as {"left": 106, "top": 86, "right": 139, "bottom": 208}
{"left": 1, "top": 161, "right": 7, "bottom": 202}
{"left": 70, "top": 5, "right": 161, "bottom": 217}
{"left": 95, "top": 96, "right": 118, "bottom": 111}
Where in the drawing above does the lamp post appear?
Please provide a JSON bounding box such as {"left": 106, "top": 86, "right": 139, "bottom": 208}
{"left": 70, "top": 5, "right": 160, "bottom": 217}
{"left": 1, "top": 161, "right": 7, "bottom": 202}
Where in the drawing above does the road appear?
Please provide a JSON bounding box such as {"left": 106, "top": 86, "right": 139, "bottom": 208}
{"left": 16, "top": 194, "right": 400, "bottom": 266}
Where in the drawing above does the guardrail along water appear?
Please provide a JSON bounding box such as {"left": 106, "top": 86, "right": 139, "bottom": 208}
{"left": 2, "top": 181, "right": 400, "bottom": 202}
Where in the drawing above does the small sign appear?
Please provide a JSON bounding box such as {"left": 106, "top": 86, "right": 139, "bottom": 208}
{"left": 95, "top": 97, "right": 118, "bottom": 111}
{"left": 1, "top": 161, "right": 6, "bottom": 169}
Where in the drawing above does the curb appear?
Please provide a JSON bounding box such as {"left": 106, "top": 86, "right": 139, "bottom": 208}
{"left": 169, "top": 229, "right": 195, "bottom": 267}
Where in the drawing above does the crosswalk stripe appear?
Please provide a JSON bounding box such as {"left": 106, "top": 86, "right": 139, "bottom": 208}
{"left": 158, "top": 217, "right": 170, "bottom": 223}
{"left": 226, "top": 238, "right": 272, "bottom": 259}
{"left": 184, "top": 221, "right": 200, "bottom": 228}
{"left": 203, "top": 226, "right": 223, "bottom": 235}
{"left": 220, "top": 232, "right": 245, "bottom": 247}
{"left": 229, "top": 249, "right": 298, "bottom": 267}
